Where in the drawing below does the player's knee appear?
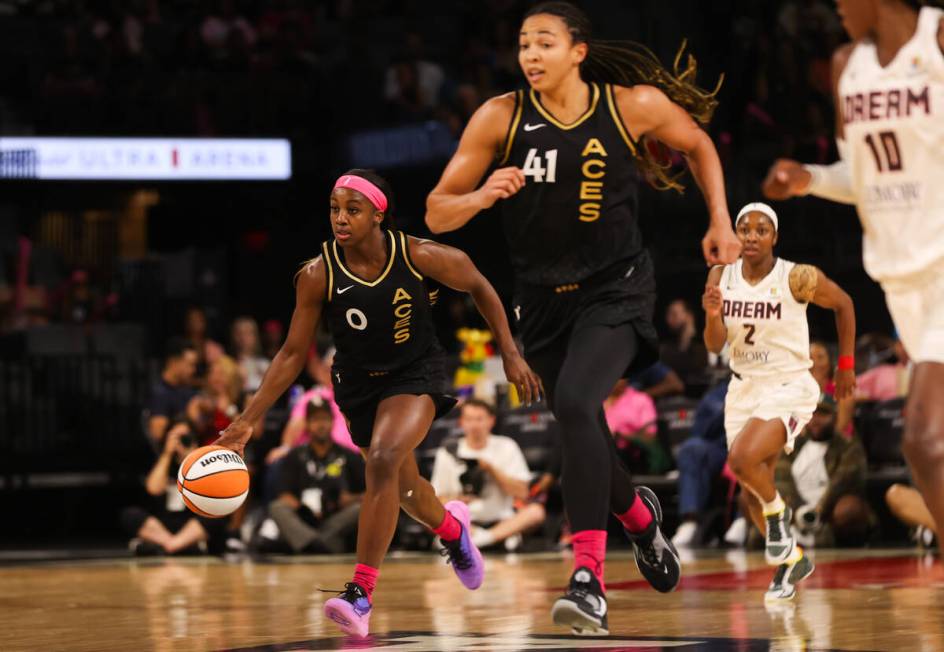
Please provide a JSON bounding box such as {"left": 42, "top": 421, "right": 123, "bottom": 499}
{"left": 726, "top": 448, "right": 752, "bottom": 480}
{"left": 365, "top": 446, "right": 405, "bottom": 481}
{"left": 902, "top": 413, "right": 944, "bottom": 468}
{"left": 554, "top": 386, "right": 595, "bottom": 427}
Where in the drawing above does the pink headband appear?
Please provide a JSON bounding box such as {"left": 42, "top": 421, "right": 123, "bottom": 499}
{"left": 333, "top": 175, "right": 388, "bottom": 212}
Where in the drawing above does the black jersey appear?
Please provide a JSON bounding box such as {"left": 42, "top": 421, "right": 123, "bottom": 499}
{"left": 498, "top": 82, "right": 643, "bottom": 286}
{"left": 321, "top": 230, "right": 438, "bottom": 372}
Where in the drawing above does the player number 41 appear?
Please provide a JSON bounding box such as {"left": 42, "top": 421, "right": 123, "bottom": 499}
{"left": 522, "top": 148, "right": 558, "bottom": 183}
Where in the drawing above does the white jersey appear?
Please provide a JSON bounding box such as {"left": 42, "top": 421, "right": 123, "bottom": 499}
{"left": 720, "top": 258, "right": 811, "bottom": 379}
{"left": 839, "top": 6, "right": 944, "bottom": 287}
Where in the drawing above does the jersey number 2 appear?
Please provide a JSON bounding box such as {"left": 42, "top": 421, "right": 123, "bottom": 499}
{"left": 522, "top": 148, "right": 558, "bottom": 183}
{"left": 864, "top": 131, "right": 902, "bottom": 172}
{"left": 743, "top": 323, "right": 756, "bottom": 346}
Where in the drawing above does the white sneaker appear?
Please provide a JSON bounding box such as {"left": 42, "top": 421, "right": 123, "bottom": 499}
{"left": 671, "top": 521, "right": 698, "bottom": 548}
{"left": 724, "top": 517, "right": 747, "bottom": 546}
{"left": 471, "top": 526, "right": 495, "bottom": 549}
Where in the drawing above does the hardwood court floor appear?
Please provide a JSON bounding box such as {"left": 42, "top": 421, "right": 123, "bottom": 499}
{"left": 2, "top": 549, "right": 943, "bottom": 651}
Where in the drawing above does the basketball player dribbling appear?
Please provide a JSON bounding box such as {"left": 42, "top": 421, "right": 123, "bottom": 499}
{"left": 425, "top": 1, "right": 741, "bottom": 635}
{"left": 703, "top": 203, "right": 857, "bottom": 603}
{"left": 763, "top": 0, "right": 944, "bottom": 546}
{"left": 217, "top": 170, "right": 542, "bottom": 638}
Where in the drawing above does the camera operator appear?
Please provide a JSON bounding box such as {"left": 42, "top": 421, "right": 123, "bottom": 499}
{"left": 430, "top": 399, "right": 545, "bottom": 550}
{"left": 771, "top": 394, "right": 875, "bottom": 547}
{"left": 121, "top": 419, "right": 227, "bottom": 555}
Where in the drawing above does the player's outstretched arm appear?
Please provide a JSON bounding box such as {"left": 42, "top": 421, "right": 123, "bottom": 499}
{"left": 614, "top": 85, "right": 739, "bottom": 266}
{"left": 702, "top": 265, "right": 727, "bottom": 354}
{"left": 217, "top": 259, "right": 327, "bottom": 456}
{"left": 790, "top": 264, "right": 857, "bottom": 400}
{"left": 408, "top": 237, "right": 543, "bottom": 405}
{"left": 425, "top": 94, "right": 524, "bottom": 234}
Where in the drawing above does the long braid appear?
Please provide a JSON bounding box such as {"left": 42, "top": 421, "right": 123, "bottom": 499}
{"left": 525, "top": 2, "right": 722, "bottom": 192}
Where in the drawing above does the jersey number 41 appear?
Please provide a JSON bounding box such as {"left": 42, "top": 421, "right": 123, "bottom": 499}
{"left": 522, "top": 148, "right": 558, "bottom": 183}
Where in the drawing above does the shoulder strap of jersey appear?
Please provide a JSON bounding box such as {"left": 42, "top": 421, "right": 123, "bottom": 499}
{"left": 321, "top": 241, "right": 335, "bottom": 302}
{"left": 497, "top": 90, "right": 524, "bottom": 165}
{"left": 919, "top": 5, "right": 944, "bottom": 38}
{"left": 604, "top": 83, "right": 638, "bottom": 155}
{"left": 399, "top": 231, "right": 424, "bottom": 281}
{"left": 722, "top": 261, "right": 736, "bottom": 290}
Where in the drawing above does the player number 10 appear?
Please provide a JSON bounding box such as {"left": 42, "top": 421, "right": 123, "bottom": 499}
{"left": 864, "top": 131, "right": 902, "bottom": 172}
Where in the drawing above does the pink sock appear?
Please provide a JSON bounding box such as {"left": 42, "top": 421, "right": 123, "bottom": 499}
{"left": 572, "top": 529, "right": 606, "bottom": 591}
{"left": 352, "top": 563, "right": 379, "bottom": 601}
{"left": 616, "top": 491, "right": 654, "bottom": 533}
{"left": 432, "top": 509, "right": 462, "bottom": 542}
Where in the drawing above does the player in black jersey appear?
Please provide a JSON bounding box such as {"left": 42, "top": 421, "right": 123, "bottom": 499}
{"left": 426, "top": 1, "right": 741, "bottom": 635}
{"left": 218, "top": 170, "right": 541, "bottom": 638}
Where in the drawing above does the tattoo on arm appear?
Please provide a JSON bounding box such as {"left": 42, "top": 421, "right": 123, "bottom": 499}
{"left": 789, "top": 265, "right": 819, "bottom": 303}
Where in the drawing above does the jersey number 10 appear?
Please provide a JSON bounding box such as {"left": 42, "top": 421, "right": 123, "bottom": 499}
{"left": 522, "top": 148, "right": 558, "bottom": 183}
{"left": 864, "top": 131, "right": 903, "bottom": 172}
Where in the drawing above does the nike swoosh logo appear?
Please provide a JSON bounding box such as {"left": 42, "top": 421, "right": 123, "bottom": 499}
{"left": 523, "top": 123, "right": 546, "bottom": 131}
{"left": 337, "top": 285, "right": 354, "bottom": 294}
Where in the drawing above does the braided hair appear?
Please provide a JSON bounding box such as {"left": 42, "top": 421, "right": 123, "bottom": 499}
{"left": 523, "top": 2, "right": 722, "bottom": 191}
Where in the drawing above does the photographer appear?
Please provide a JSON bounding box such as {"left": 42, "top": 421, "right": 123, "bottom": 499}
{"left": 262, "top": 397, "right": 365, "bottom": 554}
{"left": 772, "top": 394, "right": 874, "bottom": 547}
{"left": 121, "top": 419, "right": 227, "bottom": 555}
{"left": 430, "top": 399, "right": 544, "bottom": 550}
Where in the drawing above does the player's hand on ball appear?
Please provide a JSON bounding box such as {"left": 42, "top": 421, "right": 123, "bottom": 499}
{"left": 503, "top": 352, "right": 543, "bottom": 406}
{"left": 702, "top": 285, "right": 723, "bottom": 318}
{"left": 702, "top": 221, "right": 741, "bottom": 266}
{"left": 762, "top": 159, "right": 812, "bottom": 200}
{"left": 216, "top": 419, "right": 253, "bottom": 458}
{"left": 476, "top": 167, "right": 526, "bottom": 209}
{"left": 834, "top": 368, "right": 856, "bottom": 400}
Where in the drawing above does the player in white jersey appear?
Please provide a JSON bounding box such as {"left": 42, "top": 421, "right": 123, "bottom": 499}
{"left": 703, "top": 203, "right": 857, "bottom": 602}
{"left": 762, "top": 0, "right": 944, "bottom": 551}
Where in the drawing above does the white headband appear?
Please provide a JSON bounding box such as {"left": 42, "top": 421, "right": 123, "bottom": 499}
{"left": 736, "top": 202, "right": 778, "bottom": 232}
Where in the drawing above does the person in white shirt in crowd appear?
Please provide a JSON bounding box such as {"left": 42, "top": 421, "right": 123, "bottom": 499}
{"left": 773, "top": 393, "right": 873, "bottom": 549}
{"left": 431, "top": 399, "right": 545, "bottom": 551}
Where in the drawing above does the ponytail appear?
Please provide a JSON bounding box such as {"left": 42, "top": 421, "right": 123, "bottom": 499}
{"left": 524, "top": 2, "right": 722, "bottom": 191}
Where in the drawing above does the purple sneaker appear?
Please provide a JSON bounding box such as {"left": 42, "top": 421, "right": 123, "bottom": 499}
{"left": 439, "top": 500, "right": 485, "bottom": 589}
{"left": 324, "top": 582, "right": 371, "bottom": 638}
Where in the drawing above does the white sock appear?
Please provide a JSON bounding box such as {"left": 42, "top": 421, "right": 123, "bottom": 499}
{"left": 761, "top": 494, "right": 786, "bottom": 516}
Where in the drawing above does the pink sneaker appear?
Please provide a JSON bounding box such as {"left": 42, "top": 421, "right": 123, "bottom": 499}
{"left": 440, "top": 500, "right": 485, "bottom": 590}
{"left": 323, "top": 582, "right": 371, "bottom": 638}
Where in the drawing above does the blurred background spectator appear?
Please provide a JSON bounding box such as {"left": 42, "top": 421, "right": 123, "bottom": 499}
{"left": 255, "top": 398, "right": 364, "bottom": 554}
{"left": 772, "top": 394, "right": 873, "bottom": 548}
{"left": 430, "top": 399, "right": 543, "bottom": 552}
{"left": 146, "top": 337, "right": 198, "bottom": 447}
{"left": 122, "top": 419, "right": 227, "bottom": 555}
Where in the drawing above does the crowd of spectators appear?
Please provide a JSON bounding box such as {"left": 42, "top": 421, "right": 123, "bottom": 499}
{"left": 122, "top": 292, "right": 923, "bottom": 558}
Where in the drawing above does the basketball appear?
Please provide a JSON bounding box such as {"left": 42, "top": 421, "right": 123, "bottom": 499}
{"left": 176, "top": 445, "right": 250, "bottom": 518}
